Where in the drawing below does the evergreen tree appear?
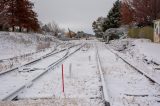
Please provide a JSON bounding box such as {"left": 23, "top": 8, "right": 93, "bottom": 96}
{"left": 103, "top": 0, "right": 121, "bottom": 32}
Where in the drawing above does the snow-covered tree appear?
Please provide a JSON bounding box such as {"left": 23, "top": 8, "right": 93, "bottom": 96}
{"left": 42, "top": 24, "right": 50, "bottom": 33}
{"left": 92, "top": 17, "right": 107, "bottom": 37}
{"left": 42, "top": 21, "right": 64, "bottom": 36}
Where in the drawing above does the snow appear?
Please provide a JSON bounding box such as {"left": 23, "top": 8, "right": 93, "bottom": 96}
{"left": 108, "top": 38, "right": 160, "bottom": 85}
{"left": 27, "top": 50, "right": 67, "bottom": 69}
{"left": 132, "top": 39, "right": 160, "bottom": 65}
{"left": 0, "top": 98, "right": 92, "bottom": 106}
{"left": 0, "top": 31, "right": 63, "bottom": 60}
{"left": 0, "top": 43, "right": 79, "bottom": 101}
{"left": 0, "top": 35, "right": 160, "bottom": 106}
{"left": 0, "top": 32, "right": 64, "bottom": 72}
{"left": 109, "top": 38, "right": 160, "bottom": 65}
{"left": 18, "top": 41, "right": 103, "bottom": 105}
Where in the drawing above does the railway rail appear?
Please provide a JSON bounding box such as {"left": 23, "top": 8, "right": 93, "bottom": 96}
{"left": 95, "top": 44, "right": 110, "bottom": 106}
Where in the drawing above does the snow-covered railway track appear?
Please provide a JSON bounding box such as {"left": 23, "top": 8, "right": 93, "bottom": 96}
{"left": 95, "top": 45, "right": 110, "bottom": 106}
{"left": 105, "top": 45, "right": 160, "bottom": 86}
{"left": 0, "top": 43, "right": 85, "bottom": 101}
{"left": 0, "top": 43, "right": 77, "bottom": 76}
{"left": 97, "top": 43, "right": 160, "bottom": 106}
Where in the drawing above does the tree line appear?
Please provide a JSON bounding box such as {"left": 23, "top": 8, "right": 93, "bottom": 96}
{"left": 92, "top": 0, "right": 160, "bottom": 37}
{"left": 0, "top": 0, "right": 40, "bottom": 32}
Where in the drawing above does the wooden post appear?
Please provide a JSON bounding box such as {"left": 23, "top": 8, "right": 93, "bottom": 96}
{"left": 62, "top": 64, "right": 64, "bottom": 93}
{"left": 89, "top": 56, "right": 91, "bottom": 62}
{"left": 69, "top": 63, "right": 72, "bottom": 78}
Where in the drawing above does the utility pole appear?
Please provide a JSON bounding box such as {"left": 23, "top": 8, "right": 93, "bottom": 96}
{"left": 68, "top": 28, "right": 72, "bottom": 38}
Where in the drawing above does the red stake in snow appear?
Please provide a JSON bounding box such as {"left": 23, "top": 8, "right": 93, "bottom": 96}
{"left": 62, "top": 64, "right": 65, "bottom": 93}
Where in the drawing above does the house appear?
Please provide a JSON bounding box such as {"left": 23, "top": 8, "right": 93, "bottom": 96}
{"left": 154, "top": 19, "right": 160, "bottom": 43}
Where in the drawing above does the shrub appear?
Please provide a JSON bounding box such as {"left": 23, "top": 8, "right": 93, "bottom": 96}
{"left": 36, "top": 42, "right": 50, "bottom": 51}
{"left": 128, "top": 28, "right": 140, "bottom": 38}
{"left": 128, "top": 26, "right": 153, "bottom": 41}
{"left": 139, "top": 26, "right": 153, "bottom": 41}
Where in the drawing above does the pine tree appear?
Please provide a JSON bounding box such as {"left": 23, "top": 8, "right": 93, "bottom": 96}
{"left": 103, "top": 0, "right": 121, "bottom": 32}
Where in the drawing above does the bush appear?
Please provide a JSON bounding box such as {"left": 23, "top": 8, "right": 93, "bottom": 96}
{"left": 36, "top": 42, "right": 50, "bottom": 51}
{"left": 139, "top": 26, "right": 153, "bottom": 41}
{"left": 128, "top": 28, "right": 140, "bottom": 38}
{"left": 128, "top": 26, "right": 153, "bottom": 41}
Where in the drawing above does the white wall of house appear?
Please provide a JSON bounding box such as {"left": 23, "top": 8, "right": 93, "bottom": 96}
{"left": 154, "top": 20, "right": 160, "bottom": 43}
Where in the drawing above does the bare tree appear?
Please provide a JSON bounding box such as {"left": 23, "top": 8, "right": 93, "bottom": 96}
{"left": 47, "top": 21, "right": 61, "bottom": 36}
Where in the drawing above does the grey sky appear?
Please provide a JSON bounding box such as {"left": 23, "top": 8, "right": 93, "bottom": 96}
{"left": 33, "top": 0, "right": 116, "bottom": 34}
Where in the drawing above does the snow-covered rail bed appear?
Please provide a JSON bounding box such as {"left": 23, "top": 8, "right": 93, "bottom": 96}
{"left": 97, "top": 42, "right": 160, "bottom": 106}
{"left": 0, "top": 44, "right": 84, "bottom": 101}
{"left": 16, "top": 42, "right": 104, "bottom": 106}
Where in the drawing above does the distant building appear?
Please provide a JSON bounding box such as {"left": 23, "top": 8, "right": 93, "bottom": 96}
{"left": 154, "top": 19, "right": 160, "bottom": 43}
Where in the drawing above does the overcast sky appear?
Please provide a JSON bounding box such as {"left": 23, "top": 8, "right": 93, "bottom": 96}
{"left": 32, "top": 0, "right": 116, "bottom": 34}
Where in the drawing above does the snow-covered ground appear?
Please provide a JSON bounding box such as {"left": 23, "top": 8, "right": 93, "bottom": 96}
{"left": 17, "top": 42, "right": 103, "bottom": 105}
{"left": 0, "top": 36, "right": 160, "bottom": 106}
{"left": 0, "top": 32, "right": 65, "bottom": 72}
{"left": 109, "top": 39, "right": 160, "bottom": 81}
{"left": 98, "top": 43, "right": 160, "bottom": 106}
{"left": 130, "top": 39, "right": 160, "bottom": 65}
{"left": 106, "top": 38, "right": 160, "bottom": 106}
{"left": 0, "top": 98, "right": 92, "bottom": 106}
{"left": 0, "top": 40, "right": 104, "bottom": 106}
{"left": 109, "top": 38, "right": 160, "bottom": 66}
{"left": 0, "top": 48, "right": 68, "bottom": 100}
{"left": 0, "top": 32, "right": 61, "bottom": 59}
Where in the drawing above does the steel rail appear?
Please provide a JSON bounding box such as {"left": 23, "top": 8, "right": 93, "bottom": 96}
{"left": 95, "top": 44, "right": 110, "bottom": 106}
